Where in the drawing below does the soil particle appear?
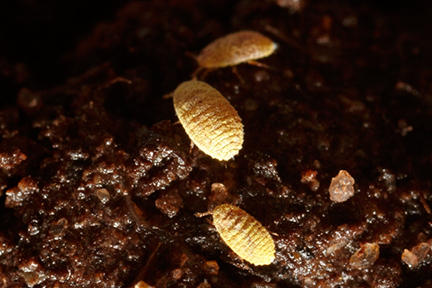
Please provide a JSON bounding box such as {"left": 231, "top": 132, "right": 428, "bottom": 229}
{"left": 329, "top": 170, "right": 355, "bottom": 203}
{"left": 0, "top": 0, "right": 431, "bottom": 287}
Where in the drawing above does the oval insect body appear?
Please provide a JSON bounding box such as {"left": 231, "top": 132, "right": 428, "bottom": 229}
{"left": 173, "top": 80, "right": 243, "bottom": 161}
{"left": 196, "top": 30, "right": 278, "bottom": 68}
{"left": 212, "top": 204, "right": 275, "bottom": 266}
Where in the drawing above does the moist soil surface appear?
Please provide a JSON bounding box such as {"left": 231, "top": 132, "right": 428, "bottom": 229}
{"left": 0, "top": 1, "right": 431, "bottom": 287}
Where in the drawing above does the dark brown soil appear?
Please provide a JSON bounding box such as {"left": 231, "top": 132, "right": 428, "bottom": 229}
{"left": 0, "top": 1, "right": 431, "bottom": 287}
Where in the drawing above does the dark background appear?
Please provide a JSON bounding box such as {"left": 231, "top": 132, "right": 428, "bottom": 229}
{"left": 0, "top": 0, "right": 430, "bottom": 91}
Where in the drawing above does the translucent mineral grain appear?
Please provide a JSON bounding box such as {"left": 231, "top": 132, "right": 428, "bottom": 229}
{"left": 350, "top": 242, "right": 380, "bottom": 269}
{"left": 401, "top": 242, "right": 430, "bottom": 268}
{"left": 329, "top": 170, "right": 355, "bottom": 202}
{"left": 134, "top": 281, "right": 154, "bottom": 288}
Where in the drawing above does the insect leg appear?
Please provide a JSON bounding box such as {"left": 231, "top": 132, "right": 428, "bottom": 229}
{"left": 246, "top": 60, "right": 269, "bottom": 69}
{"left": 231, "top": 66, "right": 245, "bottom": 84}
{"left": 191, "top": 67, "right": 204, "bottom": 80}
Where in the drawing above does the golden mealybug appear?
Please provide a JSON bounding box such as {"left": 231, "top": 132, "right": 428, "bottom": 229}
{"left": 196, "top": 30, "right": 277, "bottom": 68}
{"left": 212, "top": 204, "right": 275, "bottom": 266}
{"left": 173, "top": 80, "right": 243, "bottom": 161}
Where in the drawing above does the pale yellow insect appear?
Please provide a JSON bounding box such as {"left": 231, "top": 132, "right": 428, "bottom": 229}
{"left": 212, "top": 204, "right": 275, "bottom": 266}
{"left": 173, "top": 80, "right": 243, "bottom": 161}
{"left": 192, "top": 30, "right": 278, "bottom": 79}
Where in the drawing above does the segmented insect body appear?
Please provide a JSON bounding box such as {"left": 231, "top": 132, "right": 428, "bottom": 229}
{"left": 196, "top": 30, "right": 278, "bottom": 68}
{"left": 173, "top": 80, "right": 243, "bottom": 161}
{"left": 212, "top": 204, "right": 275, "bottom": 266}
